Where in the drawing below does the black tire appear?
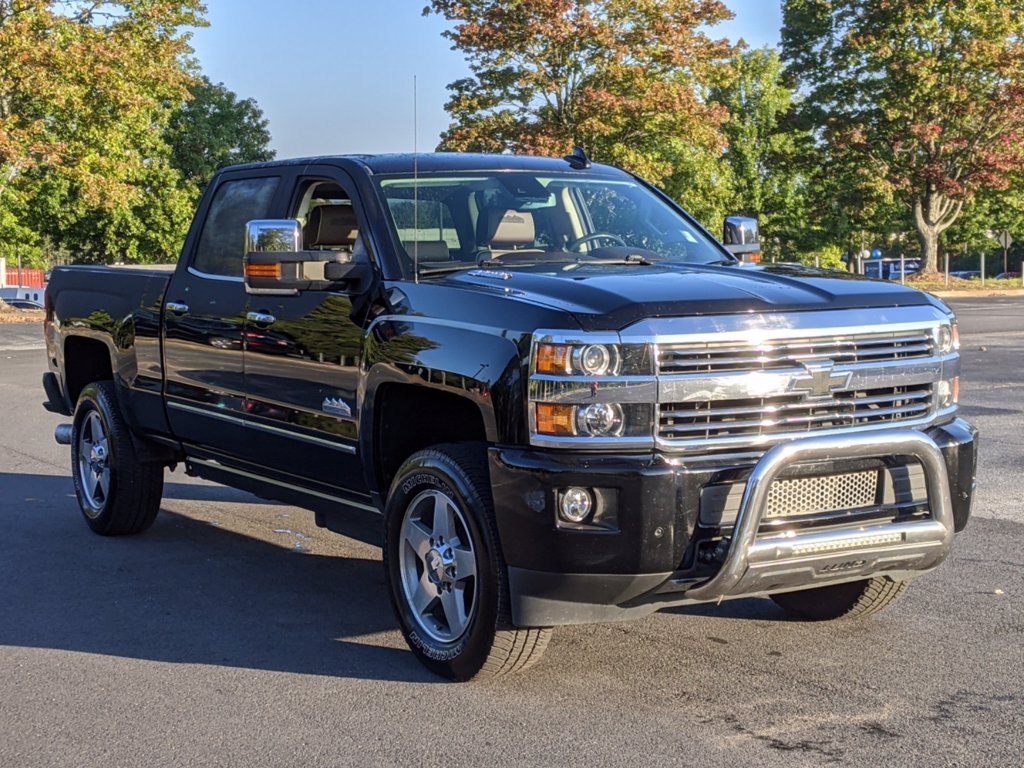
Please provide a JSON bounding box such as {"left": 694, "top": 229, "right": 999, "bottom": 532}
{"left": 770, "top": 576, "right": 908, "bottom": 621}
{"left": 383, "top": 443, "right": 551, "bottom": 681}
{"left": 71, "top": 381, "right": 163, "bottom": 535}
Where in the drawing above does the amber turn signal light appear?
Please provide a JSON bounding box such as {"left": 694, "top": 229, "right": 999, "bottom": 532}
{"left": 535, "top": 344, "right": 572, "bottom": 375}
{"left": 245, "top": 263, "right": 281, "bottom": 279}
{"left": 535, "top": 403, "right": 576, "bottom": 435}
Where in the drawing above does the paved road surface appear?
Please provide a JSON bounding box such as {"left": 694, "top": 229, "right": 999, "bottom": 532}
{"left": 0, "top": 298, "right": 1021, "bottom": 767}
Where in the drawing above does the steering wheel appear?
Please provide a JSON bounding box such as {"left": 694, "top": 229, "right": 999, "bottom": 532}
{"left": 566, "top": 232, "right": 628, "bottom": 252}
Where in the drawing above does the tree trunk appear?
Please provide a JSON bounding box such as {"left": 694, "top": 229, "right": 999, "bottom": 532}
{"left": 912, "top": 192, "right": 963, "bottom": 274}
{"left": 915, "top": 220, "right": 940, "bottom": 273}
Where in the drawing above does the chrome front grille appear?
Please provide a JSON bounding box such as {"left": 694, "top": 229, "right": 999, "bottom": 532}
{"left": 659, "top": 386, "right": 933, "bottom": 444}
{"left": 529, "top": 306, "right": 958, "bottom": 454}
{"left": 658, "top": 330, "right": 934, "bottom": 375}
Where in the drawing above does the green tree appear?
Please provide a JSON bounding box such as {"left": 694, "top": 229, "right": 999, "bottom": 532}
{"left": 166, "top": 76, "right": 275, "bottom": 189}
{"left": 425, "top": 0, "right": 738, "bottom": 224}
{"left": 0, "top": 0, "right": 207, "bottom": 264}
{"left": 782, "top": 0, "right": 1024, "bottom": 273}
{"left": 707, "top": 47, "right": 812, "bottom": 259}
{"left": 944, "top": 181, "right": 1024, "bottom": 273}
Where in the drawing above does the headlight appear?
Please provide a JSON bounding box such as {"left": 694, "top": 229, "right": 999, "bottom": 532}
{"left": 534, "top": 402, "right": 652, "bottom": 438}
{"left": 531, "top": 334, "right": 655, "bottom": 447}
{"left": 934, "top": 322, "right": 959, "bottom": 354}
{"left": 534, "top": 342, "right": 651, "bottom": 376}
{"left": 577, "top": 403, "right": 623, "bottom": 436}
{"left": 574, "top": 344, "right": 617, "bottom": 376}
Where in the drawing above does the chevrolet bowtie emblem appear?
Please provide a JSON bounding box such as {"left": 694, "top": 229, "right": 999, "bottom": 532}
{"left": 789, "top": 361, "right": 852, "bottom": 399}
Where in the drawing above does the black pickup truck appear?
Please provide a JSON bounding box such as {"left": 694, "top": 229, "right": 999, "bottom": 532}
{"left": 43, "top": 152, "right": 977, "bottom": 680}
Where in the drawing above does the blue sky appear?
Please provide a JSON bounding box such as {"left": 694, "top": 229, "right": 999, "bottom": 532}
{"left": 189, "top": 0, "right": 783, "bottom": 159}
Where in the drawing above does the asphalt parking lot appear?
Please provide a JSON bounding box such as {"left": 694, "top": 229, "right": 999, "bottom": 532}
{"left": 0, "top": 297, "right": 1021, "bottom": 767}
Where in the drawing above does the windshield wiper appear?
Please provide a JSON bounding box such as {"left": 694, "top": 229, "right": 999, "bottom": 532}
{"left": 574, "top": 251, "right": 658, "bottom": 266}
{"left": 418, "top": 263, "right": 482, "bottom": 276}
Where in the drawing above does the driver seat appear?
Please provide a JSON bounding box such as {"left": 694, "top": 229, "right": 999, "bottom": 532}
{"left": 478, "top": 209, "right": 545, "bottom": 259}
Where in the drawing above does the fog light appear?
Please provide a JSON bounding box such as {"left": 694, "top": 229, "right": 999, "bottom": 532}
{"left": 559, "top": 487, "right": 593, "bottom": 523}
{"left": 936, "top": 378, "right": 959, "bottom": 408}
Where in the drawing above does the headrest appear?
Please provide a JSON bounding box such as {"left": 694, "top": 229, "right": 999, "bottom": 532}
{"left": 305, "top": 205, "right": 358, "bottom": 249}
{"left": 402, "top": 240, "right": 451, "bottom": 261}
{"left": 483, "top": 209, "right": 535, "bottom": 247}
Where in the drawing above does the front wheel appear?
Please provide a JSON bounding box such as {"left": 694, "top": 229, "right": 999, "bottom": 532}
{"left": 71, "top": 381, "right": 163, "bottom": 535}
{"left": 770, "top": 576, "right": 908, "bottom": 621}
{"left": 383, "top": 444, "right": 551, "bottom": 681}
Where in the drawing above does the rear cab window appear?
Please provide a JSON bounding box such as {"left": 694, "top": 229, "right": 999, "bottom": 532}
{"left": 193, "top": 176, "right": 281, "bottom": 277}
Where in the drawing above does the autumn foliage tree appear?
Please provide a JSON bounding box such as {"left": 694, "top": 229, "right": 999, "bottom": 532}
{"left": 425, "top": 0, "right": 737, "bottom": 221}
{"left": 782, "top": 0, "right": 1024, "bottom": 272}
{"left": 0, "top": 0, "right": 206, "bottom": 264}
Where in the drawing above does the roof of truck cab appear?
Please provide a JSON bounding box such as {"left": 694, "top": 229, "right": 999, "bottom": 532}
{"left": 220, "top": 152, "right": 629, "bottom": 177}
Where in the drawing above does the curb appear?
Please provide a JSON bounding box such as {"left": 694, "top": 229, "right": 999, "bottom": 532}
{"left": 928, "top": 290, "right": 1024, "bottom": 298}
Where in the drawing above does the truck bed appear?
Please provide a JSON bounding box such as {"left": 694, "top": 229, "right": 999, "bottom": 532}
{"left": 45, "top": 265, "right": 173, "bottom": 438}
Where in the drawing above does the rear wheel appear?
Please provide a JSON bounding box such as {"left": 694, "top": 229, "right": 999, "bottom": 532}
{"left": 770, "top": 576, "right": 908, "bottom": 621}
{"left": 383, "top": 444, "right": 551, "bottom": 680}
{"left": 71, "top": 381, "right": 163, "bottom": 535}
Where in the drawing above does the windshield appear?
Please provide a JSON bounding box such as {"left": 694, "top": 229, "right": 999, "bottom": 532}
{"left": 375, "top": 172, "right": 730, "bottom": 275}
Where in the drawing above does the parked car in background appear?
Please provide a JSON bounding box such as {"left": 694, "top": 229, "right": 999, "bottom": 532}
{"left": 863, "top": 258, "right": 921, "bottom": 280}
{"left": 949, "top": 271, "right": 981, "bottom": 280}
{"left": 1, "top": 297, "right": 43, "bottom": 310}
{"left": 994, "top": 272, "right": 1021, "bottom": 280}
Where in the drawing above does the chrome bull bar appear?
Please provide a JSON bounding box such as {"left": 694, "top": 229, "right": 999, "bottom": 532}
{"left": 684, "top": 429, "right": 955, "bottom": 602}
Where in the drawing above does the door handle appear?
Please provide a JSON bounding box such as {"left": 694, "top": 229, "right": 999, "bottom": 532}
{"left": 166, "top": 301, "right": 189, "bottom": 315}
{"left": 246, "top": 311, "right": 276, "bottom": 325}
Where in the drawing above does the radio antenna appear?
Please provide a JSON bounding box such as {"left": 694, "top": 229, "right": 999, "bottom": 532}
{"left": 413, "top": 75, "right": 419, "bottom": 284}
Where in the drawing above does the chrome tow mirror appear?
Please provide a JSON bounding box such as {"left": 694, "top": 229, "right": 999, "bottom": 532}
{"left": 243, "top": 219, "right": 370, "bottom": 295}
{"left": 723, "top": 215, "right": 762, "bottom": 263}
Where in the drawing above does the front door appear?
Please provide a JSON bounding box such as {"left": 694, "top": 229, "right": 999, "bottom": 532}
{"left": 240, "top": 169, "right": 371, "bottom": 501}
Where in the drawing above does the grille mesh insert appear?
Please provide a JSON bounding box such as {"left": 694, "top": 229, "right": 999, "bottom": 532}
{"left": 766, "top": 471, "right": 880, "bottom": 518}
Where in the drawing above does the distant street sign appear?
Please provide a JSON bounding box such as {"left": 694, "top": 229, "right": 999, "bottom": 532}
{"left": 997, "top": 231, "right": 1013, "bottom": 249}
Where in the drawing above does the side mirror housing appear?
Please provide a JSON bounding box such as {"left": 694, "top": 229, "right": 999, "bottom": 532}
{"left": 723, "top": 215, "right": 762, "bottom": 262}
{"left": 243, "top": 219, "right": 370, "bottom": 295}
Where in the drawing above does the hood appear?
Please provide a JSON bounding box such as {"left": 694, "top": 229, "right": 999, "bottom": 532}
{"left": 445, "top": 262, "right": 935, "bottom": 331}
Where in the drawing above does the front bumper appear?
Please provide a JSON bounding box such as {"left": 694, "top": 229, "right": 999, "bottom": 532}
{"left": 489, "top": 418, "right": 977, "bottom": 626}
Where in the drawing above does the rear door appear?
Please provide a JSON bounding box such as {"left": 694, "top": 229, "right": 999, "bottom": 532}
{"left": 239, "top": 167, "right": 372, "bottom": 500}
{"left": 163, "top": 170, "right": 284, "bottom": 458}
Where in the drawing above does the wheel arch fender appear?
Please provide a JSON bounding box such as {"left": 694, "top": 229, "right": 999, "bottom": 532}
{"left": 360, "top": 317, "right": 526, "bottom": 500}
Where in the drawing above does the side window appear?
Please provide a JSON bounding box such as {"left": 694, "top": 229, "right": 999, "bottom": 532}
{"left": 193, "top": 176, "right": 280, "bottom": 277}
{"left": 387, "top": 198, "right": 462, "bottom": 254}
